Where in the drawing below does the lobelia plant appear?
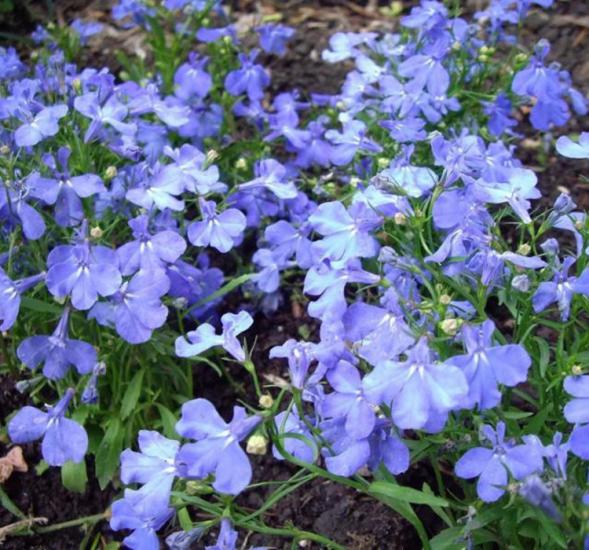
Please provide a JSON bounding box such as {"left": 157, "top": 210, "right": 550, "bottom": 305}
{"left": 2, "top": 0, "right": 589, "bottom": 548}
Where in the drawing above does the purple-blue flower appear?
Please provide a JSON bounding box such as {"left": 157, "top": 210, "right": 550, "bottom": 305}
{"left": 175, "top": 311, "right": 253, "bottom": 362}
{"left": 27, "top": 147, "right": 106, "bottom": 227}
{"left": 118, "top": 214, "right": 186, "bottom": 276}
{"left": 187, "top": 198, "right": 246, "bottom": 253}
{"left": 455, "top": 422, "right": 543, "bottom": 502}
{"left": 364, "top": 337, "right": 468, "bottom": 432}
{"left": 447, "top": 320, "right": 531, "bottom": 410}
{"left": 46, "top": 227, "right": 122, "bottom": 310}
{"left": 175, "top": 399, "right": 261, "bottom": 495}
{"left": 224, "top": 50, "right": 270, "bottom": 101}
{"left": 89, "top": 271, "right": 169, "bottom": 344}
{"left": 309, "top": 201, "right": 381, "bottom": 264}
{"left": 110, "top": 488, "right": 174, "bottom": 550}
{"left": 257, "top": 24, "right": 295, "bottom": 56}
{"left": 563, "top": 375, "right": 589, "bottom": 459}
{"left": 556, "top": 132, "right": 589, "bottom": 159}
{"left": 532, "top": 257, "right": 589, "bottom": 320}
{"left": 0, "top": 269, "right": 45, "bottom": 330}
{"left": 17, "top": 306, "right": 97, "bottom": 380}
{"left": 8, "top": 388, "right": 88, "bottom": 466}
{"left": 14, "top": 104, "right": 68, "bottom": 147}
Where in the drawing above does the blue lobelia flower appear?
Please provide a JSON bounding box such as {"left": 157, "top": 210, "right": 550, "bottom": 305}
{"left": 484, "top": 93, "right": 517, "bottom": 137}
{"left": 257, "top": 24, "right": 295, "bottom": 56}
{"left": 304, "top": 259, "right": 380, "bottom": 322}
{"left": 74, "top": 92, "right": 136, "bottom": 143}
{"left": 325, "top": 120, "right": 382, "bottom": 166}
{"left": 224, "top": 50, "right": 270, "bottom": 101}
{"left": 117, "top": 214, "right": 186, "bottom": 276}
{"left": 455, "top": 422, "right": 544, "bottom": 502}
{"left": 14, "top": 104, "right": 68, "bottom": 147}
{"left": 17, "top": 306, "right": 97, "bottom": 380}
{"left": 81, "top": 361, "right": 106, "bottom": 405}
{"left": 175, "top": 311, "right": 253, "bottom": 362}
{"left": 563, "top": 375, "right": 589, "bottom": 459}
{"left": 0, "top": 268, "right": 45, "bottom": 330}
{"left": 70, "top": 18, "right": 103, "bottom": 44}
{"left": 164, "top": 144, "right": 226, "bottom": 195}
{"left": 342, "top": 295, "right": 415, "bottom": 366}
{"left": 239, "top": 159, "right": 297, "bottom": 200}
{"left": 532, "top": 257, "right": 589, "bottom": 321}
{"left": 398, "top": 44, "right": 450, "bottom": 96}
{"left": 309, "top": 201, "right": 381, "bottom": 265}
{"left": 175, "top": 399, "right": 261, "bottom": 495}
{"left": 174, "top": 54, "right": 212, "bottom": 101}
{"left": 187, "top": 198, "right": 247, "bottom": 253}
{"left": 321, "top": 360, "right": 380, "bottom": 440}
{"left": 446, "top": 320, "right": 531, "bottom": 410}
{"left": 475, "top": 167, "right": 541, "bottom": 224}
{"left": 121, "top": 430, "right": 181, "bottom": 506}
{"left": 46, "top": 224, "right": 122, "bottom": 310}
{"left": 364, "top": 337, "right": 468, "bottom": 432}
{"left": 89, "top": 270, "right": 169, "bottom": 344}
{"left": 126, "top": 163, "right": 185, "bottom": 212}
{"left": 8, "top": 388, "right": 88, "bottom": 466}
{"left": 0, "top": 177, "right": 47, "bottom": 240}
{"left": 110, "top": 488, "right": 174, "bottom": 550}
{"left": 556, "top": 132, "right": 589, "bottom": 159}
{"left": 27, "top": 146, "right": 106, "bottom": 227}
{"left": 252, "top": 248, "right": 283, "bottom": 293}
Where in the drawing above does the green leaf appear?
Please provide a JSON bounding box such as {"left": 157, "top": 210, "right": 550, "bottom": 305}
{"left": 120, "top": 369, "right": 145, "bottom": 420}
{"left": 95, "top": 418, "right": 124, "bottom": 489}
{"left": 20, "top": 296, "right": 63, "bottom": 315}
{"left": 532, "top": 336, "right": 551, "bottom": 378}
{"left": 430, "top": 526, "right": 465, "bottom": 550}
{"left": 156, "top": 404, "right": 180, "bottom": 440}
{"left": 502, "top": 410, "right": 533, "bottom": 420}
{"left": 369, "top": 480, "right": 449, "bottom": 507}
{"left": 61, "top": 460, "right": 88, "bottom": 493}
{"left": 0, "top": 485, "right": 25, "bottom": 519}
{"left": 178, "top": 507, "right": 193, "bottom": 533}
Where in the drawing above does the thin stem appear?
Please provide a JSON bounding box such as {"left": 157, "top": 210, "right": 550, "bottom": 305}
{"left": 34, "top": 512, "right": 108, "bottom": 534}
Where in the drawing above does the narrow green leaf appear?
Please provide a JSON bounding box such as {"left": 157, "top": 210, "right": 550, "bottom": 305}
{"left": 61, "top": 460, "right": 88, "bottom": 493}
{"left": 20, "top": 296, "right": 62, "bottom": 315}
{"left": 120, "top": 369, "right": 145, "bottom": 420}
{"left": 0, "top": 485, "right": 25, "bottom": 519}
{"left": 95, "top": 418, "right": 124, "bottom": 489}
{"left": 156, "top": 404, "right": 180, "bottom": 440}
{"left": 369, "top": 480, "right": 449, "bottom": 507}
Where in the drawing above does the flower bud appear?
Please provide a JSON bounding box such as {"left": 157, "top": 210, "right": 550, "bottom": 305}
{"left": 0, "top": 145, "right": 10, "bottom": 155}
{"left": 517, "top": 243, "right": 531, "bottom": 256}
{"left": 258, "top": 394, "right": 274, "bottom": 409}
{"left": 440, "top": 318, "right": 460, "bottom": 336}
{"left": 235, "top": 157, "right": 248, "bottom": 170}
{"left": 439, "top": 293, "right": 452, "bottom": 306}
{"left": 72, "top": 79, "right": 82, "bottom": 93}
{"left": 376, "top": 157, "right": 390, "bottom": 169}
{"left": 206, "top": 149, "right": 219, "bottom": 164}
{"left": 104, "top": 166, "right": 117, "bottom": 180}
{"left": 90, "top": 226, "right": 103, "bottom": 239}
{"left": 572, "top": 364, "right": 583, "bottom": 376}
{"left": 394, "top": 212, "right": 407, "bottom": 225}
{"left": 246, "top": 434, "right": 268, "bottom": 456}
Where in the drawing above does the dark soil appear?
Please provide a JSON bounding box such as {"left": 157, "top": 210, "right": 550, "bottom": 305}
{"left": 1, "top": 1, "right": 588, "bottom": 549}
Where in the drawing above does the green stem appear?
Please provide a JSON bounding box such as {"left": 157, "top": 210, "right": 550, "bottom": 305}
{"left": 34, "top": 512, "right": 108, "bottom": 534}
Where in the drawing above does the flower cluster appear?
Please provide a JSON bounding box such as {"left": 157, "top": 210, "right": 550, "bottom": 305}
{"left": 2, "top": 0, "right": 589, "bottom": 548}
